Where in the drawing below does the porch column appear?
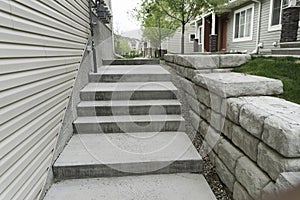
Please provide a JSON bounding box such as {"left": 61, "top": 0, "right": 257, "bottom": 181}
{"left": 280, "top": 7, "right": 300, "bottom": 43}
{"left": 209, "top": 12, "right": 217, "bottom": 52}
{"left": 202, "top": 17, "right": 205, "bottom": 52}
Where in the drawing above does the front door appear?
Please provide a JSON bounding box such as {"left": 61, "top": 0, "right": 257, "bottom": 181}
{"left": 219, "top": 15, "right": 228, "bottom": 52}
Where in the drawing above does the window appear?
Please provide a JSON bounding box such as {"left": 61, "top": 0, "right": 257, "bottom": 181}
{"left": 269, "top": 0, "right": 300, "bottom": 31}
{"left": 269, "top": 0, "right": 283, "bottom": 31}
{"left": 189, "top": 34, "right": 196, "bottom": 43}
{"left": 233, "top": 4, "right": 254, "bottom": 42}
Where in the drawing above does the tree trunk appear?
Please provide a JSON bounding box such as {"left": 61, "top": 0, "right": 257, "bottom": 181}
{"left": 181, "top": 22, "right": 185, "bottom": 54}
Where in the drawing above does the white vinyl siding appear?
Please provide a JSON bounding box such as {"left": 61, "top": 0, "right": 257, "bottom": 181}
{"left": 0, "top": 0, "right": 89, "bottom": 200}
{"left": 233, "top": 4, "right": 254, "bottom": 42}
{"left": 162, "top": 25, "right": 195, "bottom": 53}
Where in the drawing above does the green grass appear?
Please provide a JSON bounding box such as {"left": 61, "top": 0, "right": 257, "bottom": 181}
{"left": 234, "top": 56, "right": 300, "bottom": 104}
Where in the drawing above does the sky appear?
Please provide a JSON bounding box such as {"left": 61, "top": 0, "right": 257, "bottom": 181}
{"left": 111, "top": 0, "right": 142, "bottom": 39}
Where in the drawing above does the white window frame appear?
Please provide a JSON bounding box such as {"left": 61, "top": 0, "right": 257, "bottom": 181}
{"left": 268, "top": 0, "right": 283, "bottom": 31}
{"left": 232, "top": 4, "right": 255, "bottom": 42}
{"left": 189, "top": 33, "right": 196, "bottom": 43}
{"left": 198, "top": 26, "right": 203, "bottom": 44}
{"left": 268, "top": 0, "right": 300, "bottom": 32}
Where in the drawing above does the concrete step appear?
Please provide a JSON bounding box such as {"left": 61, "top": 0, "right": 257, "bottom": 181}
{"left": 77, "top": 100, "right": 182, "bottom": 116}
{"left": 73, "top": 115, "right": 185, "bottom": 134}
{"left": 272, "top": 48, "right": 300, "bottom": 55}
{"left": 80, "top": 82, "right": 177, "bottom": 101}
{"left": 53, "top": 132, "right": 202, "bottom": 180}
{"left": 44, "top": 173, "right": 216, "bottom": 200}
{"left": 90, "top": 65, "right": 171, "bottom": 82}
{"left": 103, "top": 59, "right": 160, "bottom": 65}
{"left": 280, "top": 41, "right": 300, "bottom": 48}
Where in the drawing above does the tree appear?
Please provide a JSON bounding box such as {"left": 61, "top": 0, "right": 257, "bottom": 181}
{"left": 114, "top": 34, "right": 131, "bottom": 56}
{"left": 154, "top": 0, "right": 208, "bottom": 54}
{"left": 133, "top": 0, "right": 179, "bottom": 56}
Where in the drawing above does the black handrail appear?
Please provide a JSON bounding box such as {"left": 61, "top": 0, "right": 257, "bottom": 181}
{"left": 89, "top": 0, "right": 98, "bottom": 73}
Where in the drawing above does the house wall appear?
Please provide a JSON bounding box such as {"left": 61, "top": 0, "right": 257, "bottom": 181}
{"left": 0, "top": 1, "right": 90, "bottom": 199}
{"left": 227, "top": 2, "right": 259, "bottom": 53}
{"left": 227, "top": 0, "right": 300, "bottom": 54}
{"left": 259, "top": 0, "right": 300, "bottom": 53}
{"left": 162, "top": 24, "right": 196, "bottom": 54}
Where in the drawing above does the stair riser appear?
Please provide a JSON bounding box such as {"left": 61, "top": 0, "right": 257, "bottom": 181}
{"left": 74, "top": 121, "right": 185, "bottom": 134}
{"left": 77, "top": 105, "right": 181, "bottom": 116}
{"left": 89, "top": 74, "right": 171, "bottom": 83}
{"left": 102, "top": 59, "right": 160, "bottom": 65}
{"left": 53, "top": 160, "right": 202, "bottom": 181}
{"left": 272, "top": 50, "right": 300, "bottom": 55}
{"left": 80, "top": 91, "right": 177, "bottom": 101}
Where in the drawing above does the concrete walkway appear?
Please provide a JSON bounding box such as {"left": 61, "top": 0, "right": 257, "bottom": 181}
{"left": 44, "top": 62, "right": 216, "bottom": 200}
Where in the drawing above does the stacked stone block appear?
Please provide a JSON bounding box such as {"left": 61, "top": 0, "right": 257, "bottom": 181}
{"left": 163, "top": 54, "right": 300, "bottom": 200}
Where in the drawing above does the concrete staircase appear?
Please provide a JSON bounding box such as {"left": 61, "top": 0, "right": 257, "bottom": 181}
{"left": 45, "top": 62, "right": 216, "bottom": 199}
{"left": 272, "top": 41, "right": 300, "bottom": 56}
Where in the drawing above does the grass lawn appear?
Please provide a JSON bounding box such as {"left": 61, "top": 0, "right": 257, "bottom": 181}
{"left": 234, "top": 56, "right": 300, "bottom": 105}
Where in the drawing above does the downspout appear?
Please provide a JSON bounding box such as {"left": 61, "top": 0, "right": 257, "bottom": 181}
{"left": 89, "top": 0, "right": 98, "bottom": 73}
{"left": 252, "top": 0, "right": 262, "bottom": 54}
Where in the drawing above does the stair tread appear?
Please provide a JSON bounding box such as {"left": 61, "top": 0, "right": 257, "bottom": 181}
{"left": 81, "top": 82, "right": 177, "bottom": 92}
{"left": 44, "top": 173, "right": 216, "bottom": 200}
{"left": 94, "top": 65, "right": 170, "bottom": 75}
{"left": 78, "top": 100, "right": 181, "bottom": 107}
{"left": 54, "top": 132, "right": 201, "bottom": 167}
{"left": 74, "top": 115, "right": 185, "bottom": 123}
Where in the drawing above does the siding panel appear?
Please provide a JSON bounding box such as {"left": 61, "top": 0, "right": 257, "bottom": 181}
{"left": 0, "top": 0, "right": 89, "bottom": 199}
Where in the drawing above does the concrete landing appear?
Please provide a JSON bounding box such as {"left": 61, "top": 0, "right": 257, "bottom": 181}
{"left": 44, "top": 173, "right": 216, "bottom": 200}
{"left": 53, "top": 132, "right": 202, "bottom": 180}
{"left": 102, "top": 59, "right": 160, "bottom": 65}
{"left": 90, "top": 65, "right": 171, "bottom": 82}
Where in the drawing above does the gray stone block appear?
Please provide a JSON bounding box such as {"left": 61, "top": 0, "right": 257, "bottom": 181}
{"left": 278, "top": 172, "right": 300, "bottom": 188}
{"left": 222, "top": 119, "right": 234, "bottom": 139}
{"left": 180, "top": 78, "right": 197, "bottom": 99}
{"left": 210, "top": 110, "right": 225, "bottom": 133}
{"left": 210, "top": 93, "right": 226, "bottom": 115}
{"left": 189, "top": 110, "right": 202, "bottom": 131}
{"left": 193, "top": 72, "right": 283, "bottom": 98}
{"left": 231, "top": 123, "right": 260, "bottom": 161}
{"left": 215, "top": 157, "right": 235, "bottom": 192}
{"left": 164, "top": 54, "right": 175, "bottom": 63}
{"left": 239, "top": 104, "right": 269, "bottom": 139}
{"left": 235, "top": 156, "right": 271, "bottom": 199}
{"left": 226, "top": 98, "right": 247, "bottom": 125}
{"left": 262, "top": 182, "right": 277, "bottom": 200}
{"left": 194, "top": 85, "right": 211, "bottom": 107}
{"left": 186, "top": 94, "right": 200, "bottom": 115}
{"left": 204, "top": 127, "right": 223, "bottom": 153}
{"left": 218, "top": 139, "right": 243, "bottom": 174}
{"left": 199, "top": 103, "right": 212, "bottom": 123}
{"left": 262, "top": 114, "right": 300, "bottom": 158}
{"left": 174, "top": 55, "right": 220, "bottom": 69}
{"left": 219, "top": 54, "right": 251, "bottom": 68}
{"left": 257, "top": 143, "right": 300, "bottom": 181}
{"left": 233, "top": 182, "right": 254, "bottom": 200}
{"left": 199, "top": 120, "right": 209, "bottom": 138}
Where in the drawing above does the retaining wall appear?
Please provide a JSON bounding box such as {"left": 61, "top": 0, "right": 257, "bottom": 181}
{"left": 163, "top": 54, "right": 300, "bottom": 200}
